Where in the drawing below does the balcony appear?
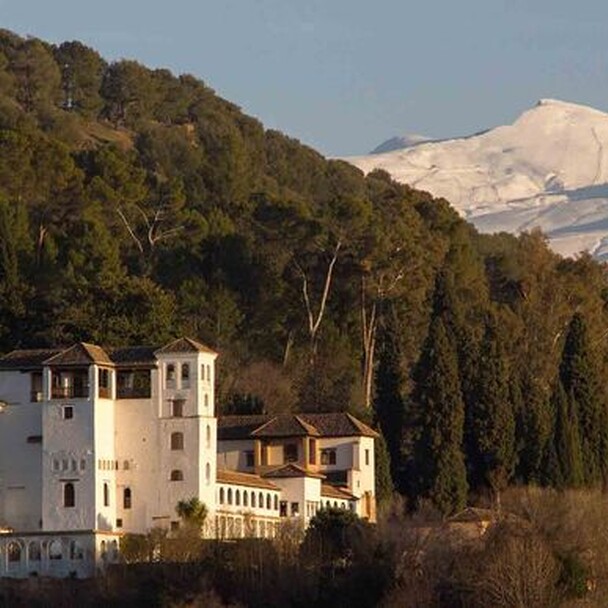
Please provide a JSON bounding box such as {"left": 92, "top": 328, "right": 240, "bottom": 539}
{"left": 116, "top": 385, "right": 151, "bottom": 400}
{"left": 51, "top": 385, "right": 89, "bottom": 400}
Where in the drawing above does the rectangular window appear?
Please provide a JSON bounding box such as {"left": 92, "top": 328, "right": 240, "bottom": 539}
{"left": 321, "top": 448, "right": 336, "bottom": 466}
{"left": 280, "top": 501, "right": 288, "bottom": 517}
{"left": 116, "top": 369, "right": 151, "bottom": 399}
{"left": 30, "top": 372, "right": 43, "bottom": 402}
{"left": 245, "top": 451, "right": 255, "bottom": 468}
{"left": 98, "top": 369, "right": 110, "bottom": 398}
{"left": 290, "top": 502, "right": 299, "bottom": 517}
{"left": 309, "top": 439, "right": 317, "bottom": 465}
{"left": 365, "top": 449, "right": 370, "bottom": 466}
{"left": 172, "top": 399, "right": 185, "bottom": 417}
{"left": 116, "top": 518, "right": 123, "bottom": 528}
{"left": 62, "top": 406, "right": 74, "bottom": 420}
{"left": 283, "top": 444, "right": 298, "bottom": 463}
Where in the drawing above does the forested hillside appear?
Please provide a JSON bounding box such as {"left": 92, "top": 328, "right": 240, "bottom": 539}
{"left": 0, "top": 30, "right": 607, "bottom": 510}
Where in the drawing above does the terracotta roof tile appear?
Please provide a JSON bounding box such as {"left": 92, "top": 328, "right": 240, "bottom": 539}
{"left": 321, "top": 483, "right": 357, "bottom": 501}
{"left": 217, "top": 415, "right": 272, "bottom": 440}
{"left": 0, "top": 349, "right": 61, "bottom": 369}
{"left": 262, "top": 463, "right": 325, "bottom": 479}
{"left": 216, "top": 469, "right": 280, "bottom": 490}
{"left": 251, "top": 414, "right": 320, "bottom": 438}
{"left": 218, "top": 413, "right": 378, "bottom": 440}
{"left": 107, "top": 346, "right": 158, "bottom": 366}
{"left": 155, "top": 337, "right": 217, "bottom": 355}
{"left": 300, "top": 413, "right": 379, "bottom": 438}
{"left": 44, "top": 343, "right": 112, "bottom": 366}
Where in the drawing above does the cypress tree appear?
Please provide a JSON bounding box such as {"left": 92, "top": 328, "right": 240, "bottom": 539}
{"left": 551, "top": 382, "right": 584, "bottom": 487}
{"left": 559, "top": 313, "right": 606, "bottom": 484}
{"left": 468, "top": 316, "right": 515, "bottom": 503}
{"left": 412, "top": 316, "right": 468, "bottom": 515}
{"left": 374, "top": 312, "right": 405, "bottom": 484}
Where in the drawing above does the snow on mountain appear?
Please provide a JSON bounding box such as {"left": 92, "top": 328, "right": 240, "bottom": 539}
{"left": 346, "top": 99, "right": 608, "bottom": 259}
{"left": 370, "top": 133, "right": 433, "bottom": 154}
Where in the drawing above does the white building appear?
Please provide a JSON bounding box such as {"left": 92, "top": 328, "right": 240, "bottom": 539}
{"left": 0, "top": 338, "right": 377, "bottom": 578}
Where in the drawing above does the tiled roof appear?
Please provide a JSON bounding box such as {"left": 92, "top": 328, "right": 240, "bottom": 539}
{"left": 262, "top": 463, "right": 325, "bottom": 479}
{"left": 218, "top": 412, "right": 378, "bottom": 440}
{"left": 107, "top": 346, "right": 158, "bottom": 366}
{"left": 217, "top": 415, "right": 272, "bottom": 440}
{"left": 321, "top": 483, "right": 357, "bottom": 501}
{"left": 216, "top": 469, "right": 279, "bottom": 490}
{"left": 0, "top": 349, "right": 61, "bottom": 369}
{"left": 300, "top": 413, "right": 379, "bottom": 438}
{"left": 44, "top": 343, "right": 113, "bottom": 366}
{"left": 155, "top": 337, "right": 217, "bottom": 355}
{"left": 251, "top": 414, "right": 320, "bottom": 438}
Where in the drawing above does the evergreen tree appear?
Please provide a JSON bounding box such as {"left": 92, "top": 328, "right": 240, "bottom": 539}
{"left": 550, "top": 382, "right": 584, "bottom": 487}
{"left": 412, "top": 316, "right": 468, "bottom": 515}
{"left": 559, "top": 313, "right": 606, "bottom": 484}
{"left": 373, "top": 312, "right": 405, "bottom": 482}
{"left": 468, "top": 316, "right": 515, "bottom": 503}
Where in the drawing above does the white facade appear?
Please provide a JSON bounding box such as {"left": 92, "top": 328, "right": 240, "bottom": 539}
{"left": 0, "top": 338, "right": 376, "bottom": 578}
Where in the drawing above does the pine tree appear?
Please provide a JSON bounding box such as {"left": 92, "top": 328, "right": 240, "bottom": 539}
{"left": 468, "top": 316, "right": 515, "bottom": 503}
{"left": 412, "top": 316, "right": 468, "bottom": 515}
{"left": 559, "top": 313, "right": 606, "bottom": 484}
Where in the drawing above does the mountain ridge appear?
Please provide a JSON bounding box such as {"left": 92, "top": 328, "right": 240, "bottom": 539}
{"left": 347, "top": 99, "right": 608, "bottom": 259}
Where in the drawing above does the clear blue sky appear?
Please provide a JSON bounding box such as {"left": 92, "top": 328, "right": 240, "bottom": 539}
{"left": 3, "top": 0, "right": 608, "bottom": 156}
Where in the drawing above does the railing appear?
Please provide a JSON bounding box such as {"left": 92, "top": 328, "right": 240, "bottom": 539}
{"left": 51, "top": 386, "right": 89, "bottom": 399}
{"left": 116, "top": 386, "right": 151, "bottom": 400}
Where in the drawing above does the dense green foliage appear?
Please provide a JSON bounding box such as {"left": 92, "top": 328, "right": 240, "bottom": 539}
{"left": 1, "top": 30, "right": 608, "bottom": 512}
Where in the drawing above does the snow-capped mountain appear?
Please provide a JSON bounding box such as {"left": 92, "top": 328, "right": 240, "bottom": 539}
{"left": 370, "top": 133, "right": 433, "bottom": 154}
{"left": 347, "top": 99, "right": 608, "bottom": 259}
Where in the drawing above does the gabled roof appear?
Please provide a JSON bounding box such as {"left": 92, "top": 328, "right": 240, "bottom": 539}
{"left": 251, "top": 414, "right": 320, "bottom": 438}
{"left": 0, "top": 349, "right": 61, "bottom": 370}
{"left": 218, "top": 412, "right": 378, "bottom": 440}
{"left": 44, "top": 343, "right": 112, "bottom": 366}
{"left": 216, "top": 469, "right": 280, "bottom": 491}
{"left": 262, "top": 463, "right": 325, "bottom": 479}
{"left": 107, "top": 346, "right": 158, "bottom": 366}
{"left": 321, "top": 483, "right": 357, "bottom": 501}
{"left": 299, "top": 413, "right": 379, "bottom": 438}
{"left": 155, "top": 337, "right": 217, "bottom": 355}
{"left": 217, "top": 415, "right": 271, "bottom": 441}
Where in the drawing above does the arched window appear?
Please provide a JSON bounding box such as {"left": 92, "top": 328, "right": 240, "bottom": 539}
{"left": 219, "top": 487, "right": 225, "bottom": 504}
{"left": 170, "top": 432, "right": 184, "bottom": 450}
{"left": 205, "top": 462, "right": 211, "bottom": 484}
{"left": 235, "top": 489, "right": 240, "bottom": 506}
{"left": 266, "top": 494, "right": 271, "bottom": 510}
{"left": 258, "top": 492, "right": 263, "bottom": 508}
{"left": 181, "top": 363, "right": 190, "bottom": 388}
{"left": 251, "top": 492, "right": 256, "bottom": 508}
{"left": 103, "top": 483, "right": 110, "bottom": 507}
{"left": 207, "top": 365, "right": 211, "bottom": 381}
{"left": 100, "top": 540, "right": 107, "bottom": 560}
{"left": 28, "top": 541, "right": 41, "bottom": 562}
{"left": 227, "top": 488, "right": 233, "bottom": 505}
{"left": 204, "top": 394, "right": 209, "bottom": 407}
{"left": 166, "top": 363, "right": 176, "bottom": 387}
{"left": 124, "top": 487, "right": 132, "bottom": 509}
{"left": 70, "top": 540, "right": 84, "bottom": 560}
{"left": 243, "top": 491, "right": 249, "bottom": 507}
{"left": 64, "top": 482, "right": 75, "bottom": 507}
{"left": 7, "top": 542, "right": 21, "bottom": 562}
{"left": 170, "top": 469, "right": 183, "bottom": 481}
{"left": 206, "top": 425, "right": 211, "bottom": 448}
{"left": 274, "top": 495, "right": 279, "bottom": 511}
{"left": 49, "top": 540, "right": 63, "bottom": 560}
